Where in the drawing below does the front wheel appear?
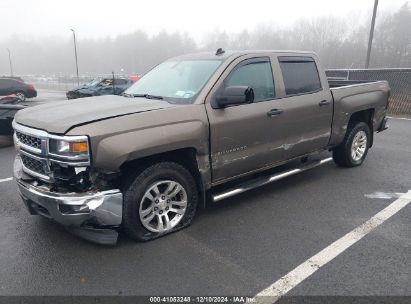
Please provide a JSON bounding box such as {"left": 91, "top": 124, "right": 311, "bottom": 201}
{"left": 333, "top": 121, "right": 371, "bottom": 167}
{"left": 122, "top": 162, "right": 198, "bottom": 241}
{"left": 14, "top": 91, "right": 26, "bottom": 101}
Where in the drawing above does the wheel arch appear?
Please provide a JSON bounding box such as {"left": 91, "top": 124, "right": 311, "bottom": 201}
{"left": 348, "top": 108, "right": 375, "bottom": 147}
{"left": 13, "top": 90, "right": 26, "bottom": 100}
{"left": 119, "top": 148, "right": 208, "bottom": 209}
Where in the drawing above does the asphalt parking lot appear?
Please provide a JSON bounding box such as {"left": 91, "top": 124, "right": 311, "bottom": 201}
{"left": 0, "top": 91, "right": 409, "bottom": 300}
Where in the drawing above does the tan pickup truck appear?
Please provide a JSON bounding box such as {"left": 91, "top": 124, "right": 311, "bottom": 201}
{"left": 12, "top": 50, "right": 390, "bottom": 245}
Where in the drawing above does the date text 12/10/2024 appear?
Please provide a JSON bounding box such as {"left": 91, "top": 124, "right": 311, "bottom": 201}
{"left": 149, "top": 296, "right": 256, "bottom": 303}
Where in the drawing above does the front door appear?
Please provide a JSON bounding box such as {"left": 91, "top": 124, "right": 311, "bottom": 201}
{"left": 205, "top": 56, "right": 284, "bottom": 183}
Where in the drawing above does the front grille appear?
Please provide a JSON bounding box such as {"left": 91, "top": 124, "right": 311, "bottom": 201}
{"left": 21, "top": 154, "right": 47, "bottom": 176}
{"left": 16, "top": 131, "right": 42, "bottom": 149}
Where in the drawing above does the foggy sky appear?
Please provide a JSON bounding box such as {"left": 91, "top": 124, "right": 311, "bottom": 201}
{"left": 0, "top": 0, "right": 407, "bottom": 42}
{"left": 0, "top": 0, "right": 409, "bottom": 75}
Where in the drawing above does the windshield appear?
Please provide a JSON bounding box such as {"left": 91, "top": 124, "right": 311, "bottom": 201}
{"left": 83, "top": 77, "right": 103, "bottom": 88}
{"left": 125, "top": 59, "right": 223, "bottom": 103}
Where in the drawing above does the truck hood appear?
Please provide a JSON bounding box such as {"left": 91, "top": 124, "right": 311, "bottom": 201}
{"left": 14, "top": 95, "right": 174, "bottom": 134}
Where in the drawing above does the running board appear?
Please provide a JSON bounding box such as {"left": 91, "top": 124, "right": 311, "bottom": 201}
{"left": 212, "top": 157, "right": 333, "bottom": 202}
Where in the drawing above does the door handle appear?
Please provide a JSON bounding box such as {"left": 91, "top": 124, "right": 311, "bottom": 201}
{"left": 267, "top": 109, "right": 283, "bottom": 117}
{"left": 318, "top": 100, "right": 331, "bottom": 106}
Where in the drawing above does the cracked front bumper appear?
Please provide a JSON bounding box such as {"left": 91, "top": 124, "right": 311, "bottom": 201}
{"left": 14, "top": 157, "right": 123, "bottom": 245}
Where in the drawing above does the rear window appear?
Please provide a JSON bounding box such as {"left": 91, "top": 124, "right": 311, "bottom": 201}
{"left": 0, "top": 79, "right": 17, "bottom": 86}
{"left": 279, "top": 57, "right": 321, "bottom": 95}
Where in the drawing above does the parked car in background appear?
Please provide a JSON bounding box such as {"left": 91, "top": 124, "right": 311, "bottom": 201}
{"left": 0, "top": 94, "right": 25, "bottom": 136}
{"left": 66, "top": 77, "right": 133, "bottom": 99}
{"left": 129, "top": 74, "right": 142, "bottom": 83}
{"left": 0, "top": 94, "right": 21, "bottom": 104}
{"left": 0, "top": 78, "right": 37, "bottom": 101}
{"left": 0, "top": 76, "right": 24, "bottom": 82}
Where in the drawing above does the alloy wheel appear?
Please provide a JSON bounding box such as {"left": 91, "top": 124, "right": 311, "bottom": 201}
{"left": 139, "top": 180, "right": 188, "bottom": 233}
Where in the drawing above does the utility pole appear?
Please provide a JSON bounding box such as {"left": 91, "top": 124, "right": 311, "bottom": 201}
{"left": 6, "top": 48, "right": 13, "bottom": 76}
{"left": 112, "top": 71, "right": 115, "bottom": 94}
{"left": 365, "top": 0, "right": 379, "bottom": 69}
{"left": 70, "top": 29, "right": 80, "bottom": 86}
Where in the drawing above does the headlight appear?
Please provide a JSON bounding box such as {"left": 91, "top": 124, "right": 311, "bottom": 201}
{"left": 54, "top": 140, "right": 88, "bottom": 154}
{"left": 49, "top": 136, "right": 89, "bottom": 159}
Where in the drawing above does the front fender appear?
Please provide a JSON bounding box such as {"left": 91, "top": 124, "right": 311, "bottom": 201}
{"left": 96, "top": 120, "right": 209, "bottom": 170}
{"left": 67, "top": 104, "right": 210, "bottom": 172}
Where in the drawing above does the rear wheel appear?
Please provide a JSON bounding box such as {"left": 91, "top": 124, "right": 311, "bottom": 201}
{"left": 15, "top": 91, "right": 26, "bottom": 101}
{"left": 333, "top": 121, "right": 370, "bottom": 167}
{"left": 122, "top": 162, "right": 198, "bottom": 241}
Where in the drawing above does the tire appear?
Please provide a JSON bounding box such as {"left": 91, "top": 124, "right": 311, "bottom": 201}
{"left": 14, "top": 91, "right": 26, "bottom": 101}
{"left": 122, "top": 162, "right": 198, "bottom": 241}
{"left": 333, "top": 121, "right": 371, "bottom": 167}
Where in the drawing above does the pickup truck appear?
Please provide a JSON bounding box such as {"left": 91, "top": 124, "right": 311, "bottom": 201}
{"left": 12, "top": 50, "right": 390, "bottom": 245}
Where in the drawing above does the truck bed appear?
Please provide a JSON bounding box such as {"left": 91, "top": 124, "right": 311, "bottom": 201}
{"left": 328, "top": 79, "right": 376, "bottom": 88}
{"left": 328, "top": 80, "right": 390, "bottom": 147}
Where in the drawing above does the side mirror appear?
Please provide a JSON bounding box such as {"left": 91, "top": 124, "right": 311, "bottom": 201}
{"left": 213, "top": 86, "right": 254, "bottom": 109}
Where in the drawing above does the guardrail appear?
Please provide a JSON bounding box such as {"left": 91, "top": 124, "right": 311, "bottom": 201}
{"left": 326, "top": 69, "right": 411, "bottom": 118}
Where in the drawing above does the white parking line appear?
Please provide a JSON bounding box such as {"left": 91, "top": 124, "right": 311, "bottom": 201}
{"left": 365, "top": 191, "right": 406, "bottom": 199}
{"left": 387, "top": 116, "right": 411, "bottom": 121}
{"left": 254, "top": 190, "right": 411, "bottom": 303}
{"left": 0, "top": 177, "right": 13, "bottom": 183}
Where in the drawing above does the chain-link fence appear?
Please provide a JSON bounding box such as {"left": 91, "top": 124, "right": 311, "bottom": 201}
{"left": 21, "top": 76, "right": 95, "bottom": 91}
{"left": 326, "top": 69, "right": 411, "bottom": 118}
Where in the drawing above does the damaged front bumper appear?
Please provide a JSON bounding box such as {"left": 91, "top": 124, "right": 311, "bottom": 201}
{"left": 15, "top": 158, "right": 123, "bottom": 245}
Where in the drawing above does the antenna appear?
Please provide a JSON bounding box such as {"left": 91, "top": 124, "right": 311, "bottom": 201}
{"left": 215, "top": 48, "right": 225, "bottom": 56}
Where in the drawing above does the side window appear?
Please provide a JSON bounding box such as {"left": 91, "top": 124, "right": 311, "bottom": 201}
{"left": 225, "top": 59, "right": 275, "bottom": 102}
{"left": 0, "top": 79, "right": 14, "bottom": 87}
{"left": 100, "top": 79, "right": 113, "bottom": 86}
{"left": 114, "top": 79, "right": 128, "bottom": 85}
{"left": 9, "top": 79, "right": 19, "bottom": 87}
{"left": 279, "top": 57, "right": 322, "bottom": 95}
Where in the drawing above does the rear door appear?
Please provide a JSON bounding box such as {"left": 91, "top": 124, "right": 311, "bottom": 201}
{"left": 270, "top": 55, "right": 333, "bottom": 159}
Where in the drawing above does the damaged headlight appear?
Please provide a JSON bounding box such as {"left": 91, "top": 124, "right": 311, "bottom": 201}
{"left": 48, "top": 135, "right": 90, "bottom": 161}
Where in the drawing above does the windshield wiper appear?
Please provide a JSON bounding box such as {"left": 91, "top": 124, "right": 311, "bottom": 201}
{"left": 131, "top": 94, "right": 163, "bottom": 100}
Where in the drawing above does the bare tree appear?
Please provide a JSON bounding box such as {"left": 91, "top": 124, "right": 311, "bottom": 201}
{"left": 0, "top": 2, "right": 410, "bottom": 76}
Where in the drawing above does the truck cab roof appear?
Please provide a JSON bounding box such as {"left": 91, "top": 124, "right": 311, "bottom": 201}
{"left": 172, "top": 50, "right": 317, "bottom": 61}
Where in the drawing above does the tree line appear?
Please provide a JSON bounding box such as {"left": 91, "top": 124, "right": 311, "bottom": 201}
{"left": 0, "top": 2, "right": 409, "bottom": 76}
